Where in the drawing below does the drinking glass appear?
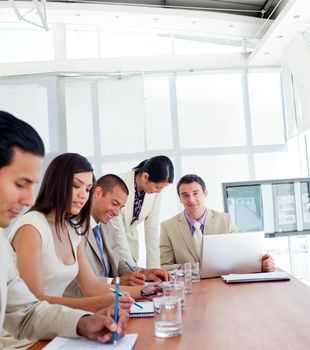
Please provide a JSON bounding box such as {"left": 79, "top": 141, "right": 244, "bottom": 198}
{"left": 191, "top": 262, "right": 201, "bottom": 282}
{"left": 162, "top": 281, "right": 185, "bottom": 310}
{"left": 175, "top": 264, "right": 192, "bottom": 294}
{"left": 153, "top": 296, "right": 182, "bottom": 338}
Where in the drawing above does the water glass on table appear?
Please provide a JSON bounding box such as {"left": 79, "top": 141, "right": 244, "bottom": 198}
{"left": 162, "top": 281, "right": 185, "bottom": 310}
{"left": 175, "top": 263, "right": 192, "bottom": 295}
{"left": 191, "top": 262, "right": 201, "bottom": 282}
{"left": 153, "top": 296, "right": 182, "bottom": 338}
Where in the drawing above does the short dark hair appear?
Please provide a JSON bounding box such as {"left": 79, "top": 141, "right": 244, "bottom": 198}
{"left": 31, "top": 153, "right": 94, "bottom": 238}
{"left": 96, "top": 174, "right": 129, "bottom": 196}
{"left": 133, "top": 155, "right": 174, "bottom": 183}
{"left": 177, "top": 174, "right": 206, "bottom": 196}
{"left": 0, "top": 110, "right": 45, "bottom": 169}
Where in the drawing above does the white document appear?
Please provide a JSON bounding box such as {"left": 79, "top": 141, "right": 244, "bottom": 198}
{"left": 43, "top": 333, "right": 138, "bottom": 350}
{"left": 221, "top": 271, "right": 290, "bottom": 283}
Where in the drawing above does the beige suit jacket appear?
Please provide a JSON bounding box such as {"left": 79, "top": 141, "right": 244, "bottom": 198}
{"left": 0, "top": 233, "right": 85, "bottom": 348}
{"left": 160, "top": 209, "right": 238, "bottom": 271}
{"left": 111, "top": 171, "right": 162, "bottom": 268}
{"left": 64, "top": 222, "right": 133, "bottom": 298}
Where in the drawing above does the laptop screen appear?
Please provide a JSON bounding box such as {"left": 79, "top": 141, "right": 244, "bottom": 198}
{"left": 201, "top": 231, "right": 264, "bottom": 278}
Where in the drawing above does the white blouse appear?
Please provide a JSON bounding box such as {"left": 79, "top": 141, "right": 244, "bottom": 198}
{"left": 8, "top": 211, "right": 80, "bottom": 297}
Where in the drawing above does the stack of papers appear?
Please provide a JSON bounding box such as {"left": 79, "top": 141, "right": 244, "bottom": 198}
{"left": 44, "top": 334, "right": 138, "bottom": 349}
{"left": 221, "top": 271, "right": 290, "bottom": 283}
{"left": 130, "top": 301, "right": 154, "bottom": 318}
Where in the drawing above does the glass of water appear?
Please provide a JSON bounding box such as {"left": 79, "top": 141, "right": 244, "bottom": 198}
{"left": 175, "top": 264, "right": 192, "bottom": 294}
{"left": 162, "top": 281, "right": 185, "bottom": 310}
{"left": 153, "top": 296, "right": 182, "bottom": 338}
{"left": 191, "top": 262, "right": 201, "bottom": 282}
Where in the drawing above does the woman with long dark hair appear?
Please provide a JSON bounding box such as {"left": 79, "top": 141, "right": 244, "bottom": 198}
{"left": 111, "top": 155, "right": 174, "bottom": 268}
{"left": 8, "top": 153, "right": 144, "bottom": 314}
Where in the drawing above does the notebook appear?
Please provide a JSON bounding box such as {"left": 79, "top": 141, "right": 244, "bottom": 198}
{"left": 221, "top": 271, "right": 290, "bottom": 283}
{"left": 201, "top": 231, "right": 265, "bottom": 278}
{"left": 130, "top": 301, "right": 154, "bottom": 318}
{"left": 43, "top": 334, "right": 138, "bottom": 349}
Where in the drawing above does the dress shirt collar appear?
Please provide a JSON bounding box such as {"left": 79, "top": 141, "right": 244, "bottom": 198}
{"left": 90, "top": 216, "right": 98, "bottom": 230}
{"left": 184, "top": 208, "right": 207, "bottom": 234}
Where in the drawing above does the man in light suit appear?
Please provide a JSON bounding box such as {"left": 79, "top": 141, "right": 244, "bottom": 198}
{"left": 160, "top": 174, "right": 275, "bottom": 272}
{"left": 0, "top": 111, "right": 128, "bottom": 347}
{"left": 65, "top": 174, "right": 168, "bottom": 297}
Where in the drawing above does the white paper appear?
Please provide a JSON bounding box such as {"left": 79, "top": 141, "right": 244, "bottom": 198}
{"left": 221, "top": 271, "right": 290, "bottom": 283}
{"left": 130, "top": 301, "right": 154, "bottom": 314}
{"left": 43, "top": 333, "right": 138, "bottom": 350}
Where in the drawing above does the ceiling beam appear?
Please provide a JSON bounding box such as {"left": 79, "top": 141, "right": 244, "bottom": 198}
{"left": 8, "top": 0, "right": 49, "bottom": 30}
{"left": 260, "top": 0, "right": 276, "bottom": 17}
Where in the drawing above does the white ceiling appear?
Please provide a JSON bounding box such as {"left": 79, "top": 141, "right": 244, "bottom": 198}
{"left": 46, "top": 0, "right": 284, "bottom": 18}
{"left": 249, "top": 0, "right": 310, "bottom": 65}
{"left": 0, "top": 0, "right": 309, "bottom": 71}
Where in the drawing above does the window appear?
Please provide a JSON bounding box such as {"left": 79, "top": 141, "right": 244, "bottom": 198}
{"left": 272, "top": 183, "right": 297, "bottom": 233}
{"left": 248, "top": 71, "right": 285, "bottom": 145}
{"left": 0, "top": 84, "right": 50, "bottom": 151}
{"left": 223, "top": 179, "right": 310, "bottom": 236}
{"left": 254, "top": 152, "right": 291, "bottom": 180}
{"left": 174, "top": 35, "right": 242, "bottom": 55}
{"left": 98, "top": 78, "right": 145, "bottom": 155}
{"left": 65, "top": 81, "right": 94, "bottom": 156}
{"left": 226, "top": 185, "right": 263, "bottom": 232}
{"left": 0, "top": 24, "right": 53, "bottom": 63}
{"left": 66, "top": 25, "right": 99, "bottom": 59}
{"left": 300, "top": 182, "right": 310, "bottom": 230}
{"left": 176, "top": 73, "right": 247, "bottom": 148}
{"left": 100, "top": 31, "right": 171, "bottom": 57}
{"left": 144, "top": 77, "right": 173, "bottom": 150}
{"left": 182, "top": 154, "right": 249, "bottom": 211}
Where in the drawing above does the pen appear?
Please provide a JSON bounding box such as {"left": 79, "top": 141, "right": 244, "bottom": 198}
{"left": 123, "top": 260, "right": 135, "bottom": 272}
{"left": 109, "top": 287, "right": 143, "bottom": 309}
{"left": 113, "top": 276, "right": 119, "bottom": 346}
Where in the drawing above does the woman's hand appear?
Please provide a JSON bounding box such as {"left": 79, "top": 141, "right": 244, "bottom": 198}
{"left": 91, "top": 294, "right": 134, "bottom": 312}
{"left": 118, "top": 295, "right": 134, "bottom": 312}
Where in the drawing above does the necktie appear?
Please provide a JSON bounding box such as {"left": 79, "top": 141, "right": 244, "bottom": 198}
{"left": 193, "top": 221, "right": 203, "bottom": 259}
{"left": 92, "top": 225, "right": 108, "bottom": 277}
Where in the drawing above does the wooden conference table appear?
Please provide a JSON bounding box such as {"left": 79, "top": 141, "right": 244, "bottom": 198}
{"left": 31, "top": 275, "right": 310, "bottom": 350}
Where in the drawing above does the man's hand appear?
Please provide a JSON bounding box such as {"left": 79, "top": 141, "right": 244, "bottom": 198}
{"left": 114, "top": 273, "right": 146, "bottom": 286}
{"left": 142, "top": 268, "right": 169, "bottom": 282}
{"left": 261, "top": 254, "right": 275, "bottom": 272}
{"left": 76, "top": 306, "right": 129, "bottom": 343}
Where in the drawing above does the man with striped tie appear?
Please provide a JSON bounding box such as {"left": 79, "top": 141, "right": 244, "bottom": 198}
{"left": 160, "top": 174, "right": 275, "bottom": 272}
{"left": 65, "top": 174, "right": 168, "bottom": 297}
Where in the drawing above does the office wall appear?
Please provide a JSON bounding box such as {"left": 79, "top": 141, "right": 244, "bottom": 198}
{"left": 283, "top": 28, "right": 310, "bottom": 133}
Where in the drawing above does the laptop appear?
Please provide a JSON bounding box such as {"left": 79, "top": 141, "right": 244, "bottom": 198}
{"left": 201, "top": 231, "right": 264, "bottom": 279}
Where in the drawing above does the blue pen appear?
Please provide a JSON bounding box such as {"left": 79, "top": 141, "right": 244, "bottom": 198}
{"left": 113, "top": 276, "right": 119, "bottom": 346}
{"left": 109, "top": 287, "right": 143, "bottom": 309}
{"left": 123, "top": 260, "right": 135, "bottom": 273}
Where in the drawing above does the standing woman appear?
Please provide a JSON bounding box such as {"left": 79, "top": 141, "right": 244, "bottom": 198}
{"left": 111, "top": 155, "right": 174, "bottom": 268}
{"left": 7, "top": 153, "right": 141, "bottom": 314}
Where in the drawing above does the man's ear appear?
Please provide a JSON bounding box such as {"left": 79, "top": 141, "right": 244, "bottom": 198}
{"left": 94, "top": 186, "right": 102, "bottom": 198}
{"left": 204, "top": 189, "right": 208, "bottom": 198}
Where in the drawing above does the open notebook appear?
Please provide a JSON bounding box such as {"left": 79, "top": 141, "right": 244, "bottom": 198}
{"left": 130, "top": 301, "right": 154, "bottom": 318}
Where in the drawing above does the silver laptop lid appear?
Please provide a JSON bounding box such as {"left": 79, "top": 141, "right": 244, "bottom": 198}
{"left": 201, "top": 231, "right": 264, "bottom": 279}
